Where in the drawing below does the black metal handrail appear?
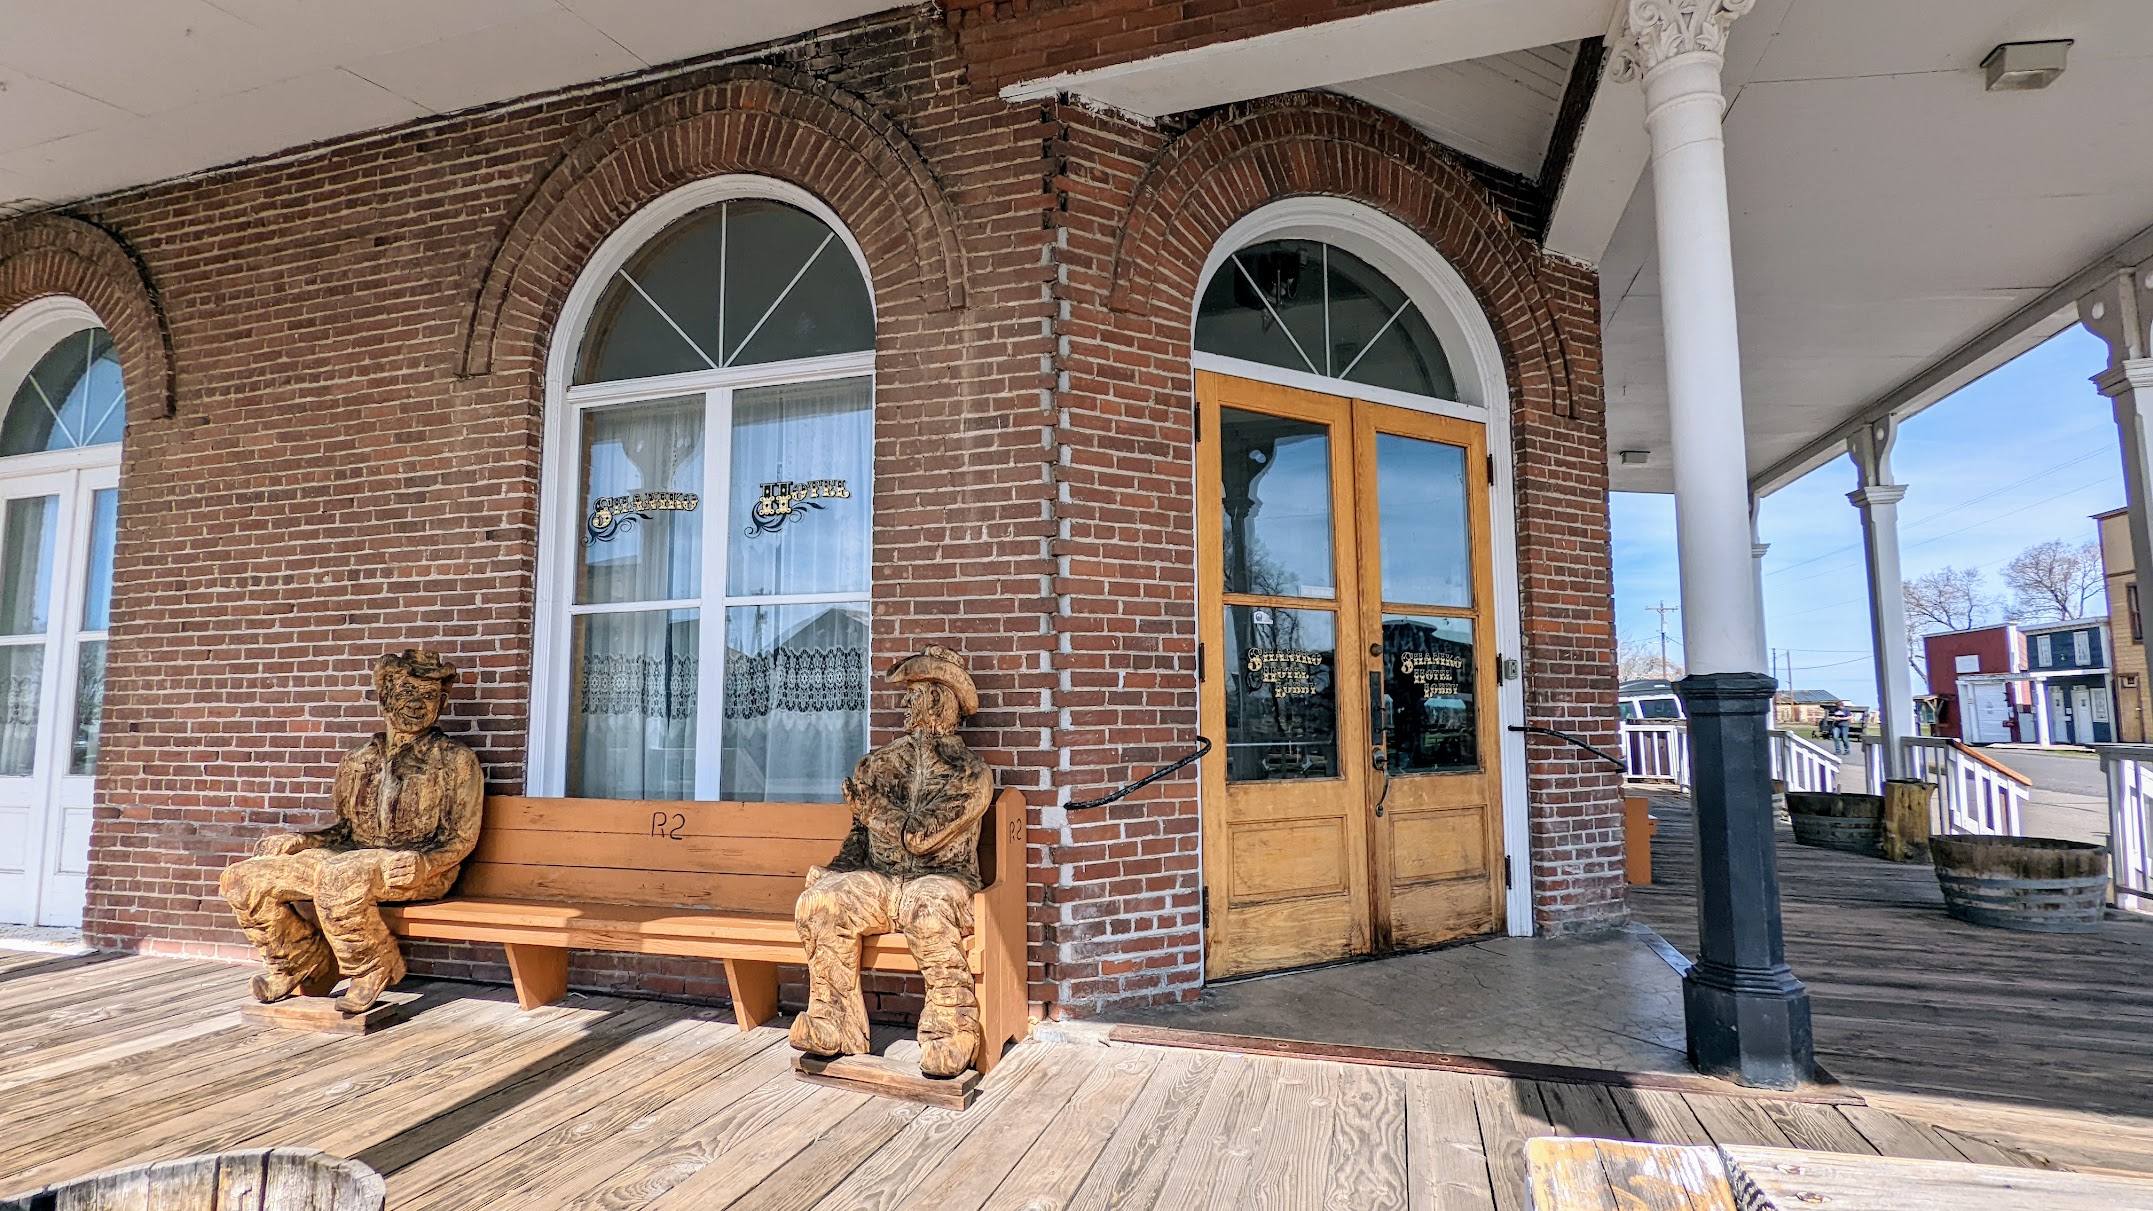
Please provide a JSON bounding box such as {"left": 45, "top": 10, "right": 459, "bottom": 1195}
{"left": 1067, "top": 736, "right": 1214, "bottom": 811}
{"left": 1508, "top": 724, "right": 1625, "bottom": 770}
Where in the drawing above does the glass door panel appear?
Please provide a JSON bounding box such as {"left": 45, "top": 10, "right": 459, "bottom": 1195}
{"left": 0, "top": 469, "right": 92, "bottom": 927}
{"left": 0, "top": 492, "right": 57, "bottom": 782}
{"left": 1218, "top": 407, "right": 1335, "bottom": 599}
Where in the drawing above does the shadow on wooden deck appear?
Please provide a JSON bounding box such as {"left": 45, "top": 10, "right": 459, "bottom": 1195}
{"left": 0, "top": 943, "right": 2049, "bottom": 1210}
{"left": 1630, "top": 788, "right": 2153, "bottom": 1175}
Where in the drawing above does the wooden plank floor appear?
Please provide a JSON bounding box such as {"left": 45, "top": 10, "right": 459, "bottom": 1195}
{"left": 1632, "top": 791, "right": 2153, "bottom": 1176}
{"left": 0, "top": 949, "right": 2034, "bottom": 1209}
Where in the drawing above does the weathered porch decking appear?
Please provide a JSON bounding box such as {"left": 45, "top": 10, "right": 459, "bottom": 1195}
{"left": 1633, "top": 790, "right": 2153, "bottom": 1176}
{"left": 0, "top": 949, "right": 2030, "bottom": 1210}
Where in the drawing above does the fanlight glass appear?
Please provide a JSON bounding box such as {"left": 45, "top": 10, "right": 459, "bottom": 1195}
{"left": 2, "top": 327, "right": 125, "bottom": 455}
{"left": 1196, "top": 239, "right": 1457, "bottom": 400}
{"left": 575, "top": 199, "right": 875, "bottom": 385}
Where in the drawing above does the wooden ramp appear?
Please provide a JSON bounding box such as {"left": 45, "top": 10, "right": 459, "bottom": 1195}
{"left": 0, "top": 951, "right": 2050, "bottom": 1210}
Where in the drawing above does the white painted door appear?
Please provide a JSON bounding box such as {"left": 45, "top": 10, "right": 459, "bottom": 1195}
{"left": 2073, "top": 686, "right": 2094, "bottom": 746}
{"left": 0, "top": 465, "right": 116, "bottom": 926}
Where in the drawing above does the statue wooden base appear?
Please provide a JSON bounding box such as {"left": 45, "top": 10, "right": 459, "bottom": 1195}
{"left": 241, "top": 993, "right": 408, "bottom": 1035}
{"left": 794, "top": 1045, "right": 981, "bottom": 1110}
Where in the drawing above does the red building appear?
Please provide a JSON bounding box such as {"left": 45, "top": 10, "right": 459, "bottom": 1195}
{"left": 1923, "top": 625, "right": 2026, "bottom": 743}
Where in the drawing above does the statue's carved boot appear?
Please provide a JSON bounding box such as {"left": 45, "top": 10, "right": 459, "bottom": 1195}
{"left": 790, "top": 956, "right": 870, "bottom": 1056}
{"left": 916, "top": 997, "right": 982, "bottom": 1078}
{"left": 247, "top": 937, "right": 335, "bottom": 1004}
{"left": 336, "top": 947, "right": 406, "bottom": 1014}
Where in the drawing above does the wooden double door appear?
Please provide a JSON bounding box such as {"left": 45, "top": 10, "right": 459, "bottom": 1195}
{"left": 1197, "top": 372, "right": 1505, "bottom": 979}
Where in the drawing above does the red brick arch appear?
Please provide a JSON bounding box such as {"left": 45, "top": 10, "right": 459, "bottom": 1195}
{"left": 0, "top": 215, "right": 174, "bottom": 422}
{"left": 461, "top": 65, "right": 969, "bottom": 378}
{"left": 1106, "top": 93, "right": 1578, "bottom": 418}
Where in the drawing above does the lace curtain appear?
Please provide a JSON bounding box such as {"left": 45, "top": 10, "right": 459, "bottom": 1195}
{"left": 568, "top": 610, "right": 698, "bottom": 799}
{"left": 719, "top": 604, "right": 868, "bottom": 804}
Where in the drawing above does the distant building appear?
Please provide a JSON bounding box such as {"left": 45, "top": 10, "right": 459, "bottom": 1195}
{"left": 1923, "top": 625, "right": 2023, "bottom": 743}
{"left": 1773, "top": 688, "right": 1843, "bottom": 726}
{"left": 1923, "top": 619, "right": 2115, "bottom": 745}
{"left": 2098, "top": 507, "right": 2147, "bottom": 742}
{"left": 2019, "top": 617, "right": 2115, "bottom": 745}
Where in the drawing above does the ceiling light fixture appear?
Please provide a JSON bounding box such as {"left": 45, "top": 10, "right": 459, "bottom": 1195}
{"left": 1618, "top": 450, "right": 1651, "bottom": 466}
{"left": 1982, "top": 40, "right": 2071, "bottom": 92}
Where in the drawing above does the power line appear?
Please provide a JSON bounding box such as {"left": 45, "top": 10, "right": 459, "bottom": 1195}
{"left": 1764, "top": 447, "right": 2112, "bottom": 580}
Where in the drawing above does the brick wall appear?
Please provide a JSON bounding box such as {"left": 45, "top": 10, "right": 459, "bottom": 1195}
{"left": 1, "top": 5, "right": 1622, "bottom": 1019}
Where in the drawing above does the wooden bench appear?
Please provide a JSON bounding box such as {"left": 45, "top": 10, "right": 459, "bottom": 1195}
{"left": 379, "top": 787, "right": 1029, "bottom": 1074}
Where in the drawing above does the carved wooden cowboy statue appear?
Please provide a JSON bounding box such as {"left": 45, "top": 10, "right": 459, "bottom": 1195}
{"left": 220, "top": 649, "right": 483, "bottom": 1013}
{"left": 792, "top": 645, "right": 995, "bottom": 1077}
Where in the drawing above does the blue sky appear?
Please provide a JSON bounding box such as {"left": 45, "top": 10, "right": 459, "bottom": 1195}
{"left": 1612, "top": 325, "right": 2120, "bottom": 704}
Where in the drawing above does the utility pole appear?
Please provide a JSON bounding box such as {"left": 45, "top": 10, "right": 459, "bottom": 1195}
{"left": 1649, "top": 600, "right": 1679, "bottom": 679}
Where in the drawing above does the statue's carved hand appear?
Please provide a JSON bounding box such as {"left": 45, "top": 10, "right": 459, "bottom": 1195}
{"left": 380, "top": 850, "right": 422, "bottom": 886}
{"left": 254, "top": 833, "right": 309, "bottom": 857}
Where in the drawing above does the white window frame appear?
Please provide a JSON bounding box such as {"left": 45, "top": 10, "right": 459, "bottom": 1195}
{"left": 530, "top": 177, "right": 877, "bottom": 799}
{"left": 1192, "top": 196, "right": 1531, "bottom": 940}
{"left": 0, "top": 295, "right": 125, "bottom": 928}
{"left": 2074, "top": 630, "right": 2091, "bottom": 667}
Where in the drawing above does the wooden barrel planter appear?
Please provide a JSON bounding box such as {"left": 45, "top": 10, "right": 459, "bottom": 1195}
{"left": 1785, "top": 792, "right": 1884, "bottom": 856}
{"left": 1931, "top": 836, "right": 2111, "bottom": 933}
{"left": 1, "top": 1149, "right": 383, "bottom": 1211}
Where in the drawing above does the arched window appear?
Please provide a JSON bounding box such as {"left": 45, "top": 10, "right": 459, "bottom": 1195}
{"left": 545, "top": 186, "right": 875, "bottom": 804}
{"left": 1196, "top": 238, "right": 1457, "bottom": 400}
{"left": 2, "top": 327, "right": 125, "bottom": 455}
{"left": 577, "top": 199, "right": 875, "bottom": 384}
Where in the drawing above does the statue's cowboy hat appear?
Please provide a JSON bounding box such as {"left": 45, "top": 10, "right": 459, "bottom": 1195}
{"left": 887, "top": 645, "right": 978, "bottom": 717}
{"left": 374, "top": 648, "right": 459, "bottom": 686}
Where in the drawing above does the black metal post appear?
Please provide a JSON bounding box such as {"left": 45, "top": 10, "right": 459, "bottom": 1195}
{"left": 1675, "top": 671, "right": 1814, "bottom": 1088}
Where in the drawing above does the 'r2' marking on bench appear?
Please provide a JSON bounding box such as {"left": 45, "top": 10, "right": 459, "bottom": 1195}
{"left": 649, "top": 811, "right": 687, "bottom": 841}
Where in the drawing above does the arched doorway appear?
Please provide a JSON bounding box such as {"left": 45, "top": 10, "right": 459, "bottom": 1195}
{"left": 1191, "top": 200, "right": 1527, "bottom": 978}
{"left": 527, "top": 177, "right": 878, "bottom": 804}
{"left": 0, "top": 296, "right": 125, "bottom": 927}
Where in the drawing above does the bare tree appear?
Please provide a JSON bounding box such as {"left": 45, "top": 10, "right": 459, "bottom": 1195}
{"left": 1903, "top": 566, "right": 1992, "bottom": 637}
{"left": 1617, "top": 635, "right": 1681, "bottom": 681}
{"left": 2000, "top": 539, "right": 2104, "bottom": 622}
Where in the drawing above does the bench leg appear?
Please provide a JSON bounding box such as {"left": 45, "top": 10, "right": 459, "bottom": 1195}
{"left": 503, "top": 944, "right": 569, "bottom": 1010}
{"left": 723, "top": 959, "right": 780, "bottom": 1031}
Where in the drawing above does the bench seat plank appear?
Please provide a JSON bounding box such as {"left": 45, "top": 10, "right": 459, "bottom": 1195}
{"left": 381, "top": 897, "right": 984, "bottom": 973}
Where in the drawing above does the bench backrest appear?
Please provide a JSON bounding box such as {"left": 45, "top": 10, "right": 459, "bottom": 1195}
{"left": 458, "top": 786, "right": 1024, "bottom": 915}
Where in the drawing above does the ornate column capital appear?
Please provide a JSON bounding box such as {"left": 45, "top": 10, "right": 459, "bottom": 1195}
{"left": 1610, "top": 0, "right": 1757, "bottom": 81}
{"left": 1847, "top": 483, "right": 1908, "bottom": 510}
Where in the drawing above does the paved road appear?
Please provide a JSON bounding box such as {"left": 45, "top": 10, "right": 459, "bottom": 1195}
{"left": 1834, "top": 743, "right": 2112, "bottom": 846}
{"left": 1972, "top": 746, "right": 2109, "bottom": 845}
{"left": 1982, "top": 746, "right": 2107, "bottom": 796}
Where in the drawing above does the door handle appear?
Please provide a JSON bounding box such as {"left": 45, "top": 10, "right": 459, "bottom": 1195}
{"left": 1369, "top": 671, "right": 1389, "bottom": 771}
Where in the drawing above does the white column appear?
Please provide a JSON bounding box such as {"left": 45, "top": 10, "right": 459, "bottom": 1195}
{"left": 2081, "top": 268, "right": 2153, "bottom": 727}
{"left": 2035, "top": 681, "right": 2053, "bottom": 746}
{"left": 1615, "top": 0, "right": 1762, "bottom": 675}
{"left": 1750, "top": 501, "right": 1771, "bottom": 677}
{"left": 1848, "top": 417, "right": 1913, "bottom": 779}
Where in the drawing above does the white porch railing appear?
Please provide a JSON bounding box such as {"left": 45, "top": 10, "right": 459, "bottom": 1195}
{"left": 1769, "top": 729, "right": 1839, "bottom": 793}
{"left": 1620, "top": 721, "right": 1690, "bottom": 788}
{"left": 1900, "top": 736, "right": 2026, "bottom": 837}
{"left": 2097, "top": 744, "right": 2153, "bottom": 913}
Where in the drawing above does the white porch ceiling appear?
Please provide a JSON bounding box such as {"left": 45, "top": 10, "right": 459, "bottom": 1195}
{"left": 0, "top": 1, "right": 900, "bottom": 214}
{"left": 1602, "top": 0, "right": 2153, "bottom": 494}
{"left": 1334, "top": 42, "right": 1579, "bottom": 179}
